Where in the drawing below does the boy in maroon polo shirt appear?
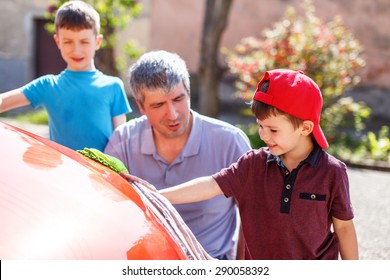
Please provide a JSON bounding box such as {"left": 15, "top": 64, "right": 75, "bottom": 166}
{"left": 123, "top": 69, "right": 359, "bottom": 260}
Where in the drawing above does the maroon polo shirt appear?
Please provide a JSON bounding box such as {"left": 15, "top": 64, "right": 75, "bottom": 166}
{"left": 213, "top": 145, "right": 354, "bottom": 260}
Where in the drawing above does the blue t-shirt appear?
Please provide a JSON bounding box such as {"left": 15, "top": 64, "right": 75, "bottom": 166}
{"left": 104, "top": 110, "right": 252, "bottom": 259}
{"left": 22, "top": 70, "right": 131, "bottom": 151}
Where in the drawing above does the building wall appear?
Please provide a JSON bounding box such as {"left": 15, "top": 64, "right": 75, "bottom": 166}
{"left": 1, "top": 0, "right": 389, "bottom": 90}
{"left": 0, "top": 0, "right": 48, "bottom": 91}
{"left": 144, "top": 0, "right": 390, "bottom": 88}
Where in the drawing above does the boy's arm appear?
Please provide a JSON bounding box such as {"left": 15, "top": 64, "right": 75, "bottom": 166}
{"left": 120, "top": 173, "right": 223, "bottom": 204}
{"left": 0, "top": 89, "right": 30, "bottom": 113}
{"left": 112, "top": 114, "right": 127, "bottom": 129}
{"left": 160, "top": 176, "right": 223, "bottom": 204}
{"left": 332, "top": 217, "right": 359, "bottom": 259}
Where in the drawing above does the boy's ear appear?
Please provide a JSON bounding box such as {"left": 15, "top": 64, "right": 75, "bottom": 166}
{"left": 53, "top": 34, "right": 60, "bottom": 48}
{"left": 301, "top": 120, "right": 314, "bottom": 136}
{"left": 95, "top": 34, "right": 103, "bottom": 50}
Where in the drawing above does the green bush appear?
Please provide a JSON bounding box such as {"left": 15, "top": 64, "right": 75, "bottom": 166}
{"left": 224, "top": 0, "right": 389, "bottom": 163}
{"left": 16, "top": 109, "right": 48, "bottom": 125}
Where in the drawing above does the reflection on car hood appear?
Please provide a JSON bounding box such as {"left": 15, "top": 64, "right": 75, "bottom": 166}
{"left": 0, "top": 121, "right": 187, "bottom": 260}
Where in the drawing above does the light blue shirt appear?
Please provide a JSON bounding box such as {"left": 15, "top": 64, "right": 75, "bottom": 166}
{"left": 104, "top": 110, "right": 252, "bottom": 258}
{"left": 22, "top": 69, "right": 131, "bottom": 151}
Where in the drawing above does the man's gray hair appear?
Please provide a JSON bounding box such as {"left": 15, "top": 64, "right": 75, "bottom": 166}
{"left": 128, "top": 50, "right": 190, "bottom": 103}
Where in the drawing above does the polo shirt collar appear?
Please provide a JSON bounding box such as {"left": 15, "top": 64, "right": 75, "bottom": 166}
{"left": 184, "top": 110, "right": 202, "bottom": 157}
{"left": 266, "top": 142, "right": 322, "bottom": 168}
{"left": 140, "top": 117, "right": 154, "bottom": 155}
{"left": 140, "top": 110, "right": 202, "bottom": 159}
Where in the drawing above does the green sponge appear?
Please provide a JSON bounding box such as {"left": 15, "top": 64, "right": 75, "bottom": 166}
{"left": 77, "top": 148, "right": 129, "bottom": 174}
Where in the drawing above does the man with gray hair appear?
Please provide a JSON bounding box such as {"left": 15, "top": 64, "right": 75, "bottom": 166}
{"left": 104, "top": 50, "right": 251, "bottom": 259}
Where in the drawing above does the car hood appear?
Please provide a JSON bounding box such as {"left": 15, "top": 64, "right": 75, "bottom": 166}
{"left": 0, "top": 121, "right": 187, "bottom": 260}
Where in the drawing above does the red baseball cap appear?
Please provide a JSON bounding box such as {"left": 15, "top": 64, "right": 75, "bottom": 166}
{"left": 253, "top": 69, "right": 329, "bottom": 149}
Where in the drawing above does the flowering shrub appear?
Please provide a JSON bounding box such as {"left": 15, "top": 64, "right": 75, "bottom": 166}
{"left": 224, "top": 0, "right": 383, "bottom": 161}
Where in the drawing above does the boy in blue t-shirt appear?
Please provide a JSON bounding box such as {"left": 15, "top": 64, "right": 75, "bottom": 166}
{"left": 0, "top": 1, "right": 131, "bottom": 151}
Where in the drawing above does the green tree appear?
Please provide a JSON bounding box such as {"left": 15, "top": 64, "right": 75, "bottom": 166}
{"left": 224, "top": 0, "right": 388, "bottom": 163}
{"left": 45, "top": 0, "right": 143, "bottom": 76}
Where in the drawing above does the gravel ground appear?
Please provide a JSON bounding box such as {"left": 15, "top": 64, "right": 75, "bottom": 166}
{"left": 347, "top": 167, "right": 390, "bottom": 260}
{"left": 0, "top": 117, "right": 50, "bottom": 138}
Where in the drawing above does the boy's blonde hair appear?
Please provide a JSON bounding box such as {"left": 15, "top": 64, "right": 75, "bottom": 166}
{"left": 55, "top": 0, "right": 100, "bottom": 34}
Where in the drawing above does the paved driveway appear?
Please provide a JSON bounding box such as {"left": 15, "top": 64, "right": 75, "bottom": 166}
{"left": 348, "top": 167, "right": 390, "bottom": 259}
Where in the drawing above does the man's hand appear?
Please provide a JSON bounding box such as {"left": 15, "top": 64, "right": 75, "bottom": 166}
{"left": 120, "top": 172, "right": 158, "bottom": 192}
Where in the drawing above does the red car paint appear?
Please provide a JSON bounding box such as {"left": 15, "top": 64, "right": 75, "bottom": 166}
{"left": 0, "top": 121, "right": 187, "bottom": 260}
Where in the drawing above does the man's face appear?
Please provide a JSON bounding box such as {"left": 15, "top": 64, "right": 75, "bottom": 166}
{"left": 138, "top": 82, "right": 191, "bottom": 139}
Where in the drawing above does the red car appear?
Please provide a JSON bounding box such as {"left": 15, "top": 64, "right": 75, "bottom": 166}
{"left": 0, "top": 120, "right": 206, "bottom": 260}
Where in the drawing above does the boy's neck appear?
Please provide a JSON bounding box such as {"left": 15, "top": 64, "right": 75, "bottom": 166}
{"left": 280, "top": 139, "right": 314, "bottom": 171}
{"left": 66, "top": 65, "right": 96, "bottom": 72}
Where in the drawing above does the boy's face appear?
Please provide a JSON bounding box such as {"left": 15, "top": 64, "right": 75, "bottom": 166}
{"left": 137, "top": 82, "right": 192, "bottom": 140}
{"left": 54, "top": 28, "right": 103, "bottom": 71}
{"left": 257, "top": 114, "right": 310, "bottom": 157}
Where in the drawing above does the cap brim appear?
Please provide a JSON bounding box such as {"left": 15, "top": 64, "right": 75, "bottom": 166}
{"left": 312, "top": 124, "right": 329, "bottom": 149}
